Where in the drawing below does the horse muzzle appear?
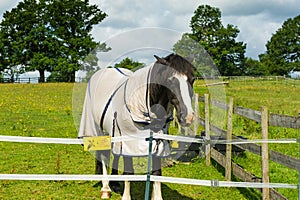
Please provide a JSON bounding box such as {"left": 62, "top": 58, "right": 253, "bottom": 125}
{"left": 178, "top": 112, "right": 194, "bottom": 127}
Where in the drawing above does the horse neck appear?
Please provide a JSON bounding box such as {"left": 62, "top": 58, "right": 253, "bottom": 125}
{"left": 149, "top": 64, "right": 172, "bottom": 115}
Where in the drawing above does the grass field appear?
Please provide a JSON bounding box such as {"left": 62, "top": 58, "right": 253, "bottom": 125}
{"left": 0, "top": 79, "right": 299, "bottom": 199}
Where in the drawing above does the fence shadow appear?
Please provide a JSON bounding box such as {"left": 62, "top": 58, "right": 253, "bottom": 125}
{"left": 93, "top": 181, "right": 193, "bottom": 199}
{"left": 130, "top": 181, "right": 193, "bottom": 200}
{"left": 212, "top": 160, "right": 261, "bottom": 200}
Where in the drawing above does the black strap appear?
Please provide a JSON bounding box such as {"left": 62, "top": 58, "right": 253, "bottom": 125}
{"left": 99, "top": 80, "right": 128, "bottom": 131}
{"left": 124, "top": 65, "right": 152, "bottom": 119}
{"left": 114, "top": 67, "right": 130, "bottom": 76}
{"left": 112, "top": 112, "right": 117, "bottom": 137}
{"left": 112, "top": 111, "right": 123, "bottom": 154}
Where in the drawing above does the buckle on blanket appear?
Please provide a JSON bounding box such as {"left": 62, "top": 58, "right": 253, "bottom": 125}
{"left": 145, "top": 136, "right": 162, "bottom": 142}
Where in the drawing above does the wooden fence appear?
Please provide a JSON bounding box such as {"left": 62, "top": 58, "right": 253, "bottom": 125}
{"left": 194, "top": 93, "right": 299, "bottom": 200}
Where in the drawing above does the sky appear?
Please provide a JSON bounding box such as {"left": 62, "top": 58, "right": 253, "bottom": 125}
{"left": 0, "top": 0, "right": 299, "bottom": 70}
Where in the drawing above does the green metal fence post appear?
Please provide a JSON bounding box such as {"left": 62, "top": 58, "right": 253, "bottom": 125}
{"left": 145, "top": 131, "right": 153, "bottom": 200}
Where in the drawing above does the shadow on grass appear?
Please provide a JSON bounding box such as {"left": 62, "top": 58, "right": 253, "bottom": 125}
{"left": 94, "top": 181, "right": 193, "bottom": 200}
{"left": 131, "top": 181, "right": 193, "bottom": 200}
{"left": 212, "top": 159, "right": 262, "bottom": 200}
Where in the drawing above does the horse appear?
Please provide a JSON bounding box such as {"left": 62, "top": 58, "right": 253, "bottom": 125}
{"left": 79, "top": 53, "right": 195, "bottom": 200}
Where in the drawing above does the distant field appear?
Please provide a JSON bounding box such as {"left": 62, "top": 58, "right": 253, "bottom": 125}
{"left": 0, "top": 79, "right": 299, "bottom": 199}
{"left": 195, "top": 78, "right": 299, "bottom": 199}
{"left": 195, "top": 77, "right": 300, "bottom": 116}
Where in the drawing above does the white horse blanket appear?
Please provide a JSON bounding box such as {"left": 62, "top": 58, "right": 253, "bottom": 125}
{"left": 79, "top": 66, "right": 171, "bottom": 157}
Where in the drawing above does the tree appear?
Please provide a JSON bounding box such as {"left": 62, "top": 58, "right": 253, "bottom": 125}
{"left": 81, "top": 43, "right": 111, "bottom": 72}
{"left": 260, "top": 15, "right": 300, "bottom": 75}
{"left": 46, "top": 0, "right": 107, "bottom": 82}
{"left": 0, "top": 0, "right": 107, "bottom": 82}
{"left": 0, "top": 0, "right": 57, "bottom": 82}
{"left": 0, "top": 0, "right": 35, "bottom": 81}
{"left": 114, "top": 57, "right": 144, "bottom": 71}
{"left": 177, "top": 5, "right": 246, "bottom": 76}
{"left": 173, "top": 33, "right": 216, "bottom": 78}
{"left": 244, "top": 57, "right": 267, "bottom": 76}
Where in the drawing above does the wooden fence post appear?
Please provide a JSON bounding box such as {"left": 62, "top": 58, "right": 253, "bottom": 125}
{"left": 261, "top": 106, "right": 270, "bottom": 200}
{"left": 225, "top": 97, "right": 234, "bottom": 181}
{"left": 173, "top": 109, "right": 182, "bottom": 135}
{"left": 184, "top": 127, "right": 189, "bottom": 136}
{"left": 172, "top": 109, "right": 176, "bottom": 128}
{"left": 177, "top": 120, "right": 182, "bottom": 135}
{"left": 205, "top": 94, "right": 211, "bottom": 166}
{"left": 194, "top": 93, "right": 199, "bottom": 136}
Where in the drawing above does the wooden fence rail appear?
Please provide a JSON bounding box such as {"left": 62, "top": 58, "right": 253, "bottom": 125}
{"left": 196, "top": 94, "right": 299, "bottom": 200}
{"left": 200, "top": 97, "right": 300, "bottom": 129}
{"left": 198, "top": 97, "right": 300, "bottom": 170}
{"left": 198, "top": 117, "right": 299, "bottom": 171}
{"left": 211, "top": 148, "right": 288, "bottom": 200}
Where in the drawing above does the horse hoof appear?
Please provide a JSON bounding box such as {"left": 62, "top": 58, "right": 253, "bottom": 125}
{"left": 100, "top": 190, "right": 111, "bottom": 199}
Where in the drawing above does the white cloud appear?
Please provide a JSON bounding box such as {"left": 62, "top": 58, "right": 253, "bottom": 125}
{"left": 1, "top": 0, "right": 299, "bottom": 60}
{"left": 201, "top": 0, "right": 299, "bottom": 18}
{"left": 0, "top": 1, "right": 19, "bottom": 20}
{"left": 223, "top": 13, "right": 283, "bottom": 58}
{"left": 93, "top": 28, "right": 182, "bottom": 68}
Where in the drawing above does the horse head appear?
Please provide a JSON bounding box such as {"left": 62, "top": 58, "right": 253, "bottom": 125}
{"left": 150, "top": 53, "right": 195, "bottom": 127}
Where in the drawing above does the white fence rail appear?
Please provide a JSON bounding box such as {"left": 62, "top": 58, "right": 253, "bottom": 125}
{"left": 0, "top": 134, "right": 297, "bottom": 145}
{"left": 0, "top": 174, "right": 296, "bottom": 189}
{"left": 0, "top": 134, "right": 298, "bottom": 191}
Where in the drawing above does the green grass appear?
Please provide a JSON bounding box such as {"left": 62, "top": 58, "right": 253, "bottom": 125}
{"left": 195, "top": 78, "right": 299, "bottom": 199}
{"left": 225, "top": 79, "right": 300, "bottom": 116}
{"left": 0, "top": 83, "right": 75, "bottom": 138}
{"left": 0, "top": 81, "right": 299, "bottom": 199}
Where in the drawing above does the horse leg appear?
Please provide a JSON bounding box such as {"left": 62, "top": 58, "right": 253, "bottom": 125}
{"left": 96, "top": 150, "right": 112, "bottom": 199}
{"left": 122, "top": 156, "right": 134, "bottom": 200}
{"left": 110, "top": 154, "right": 121, "bottom": 193}
{"left": 94, "top": 151, "right": 103, "bottom": 188}
{"left": 151, "top": 157, "right": 163, "bottom": 200}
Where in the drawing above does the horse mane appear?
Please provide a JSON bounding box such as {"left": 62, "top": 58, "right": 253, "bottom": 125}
{"left": 149, "top": 53, "right": 195, "bottom": 111}
{"left": 155, "top": 53, "right": 195, "bottom": 84}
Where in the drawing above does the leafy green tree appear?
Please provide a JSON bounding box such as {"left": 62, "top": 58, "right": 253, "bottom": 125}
{"left": 0, "top": 1, "right": 29, "bottom": 81}
{"left": 82, "top": 43, "right": 111, "bottom": 72}
{"left": 0, "top": 0, "right": 107, "bottom": 82}
{"left": 260, "top": 15, "right": 300, "bottom": 75}
{"left": 175, "top": 5, "right": 246, "bottom": 76}
{"left": 0, "top": 0, "right": 56, "bottom": 82}
{"left": 0, "top": 29, "right": 10, "bottom": 79}
{"left": 46, "top": 0, "right": 107, "bottom": 82}
{"left": 173, "top": 33, "right": 216, "bottom": 78}
{"left": 244, "top": 57, "right": 267, "bottom": 76}
{"left": 114, "top": 57, "right": 144, "bottom": 71}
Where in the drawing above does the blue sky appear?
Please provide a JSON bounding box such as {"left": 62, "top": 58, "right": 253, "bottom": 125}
{"left": 0, "top": 0, "right": 299, "bottom": 61}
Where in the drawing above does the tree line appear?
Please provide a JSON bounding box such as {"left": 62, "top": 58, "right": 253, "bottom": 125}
{"left": 0, "top": 2, "right": 299, "bottom": 82}
{"left": 0, "top": 0, "right": 108, "bottom": 82}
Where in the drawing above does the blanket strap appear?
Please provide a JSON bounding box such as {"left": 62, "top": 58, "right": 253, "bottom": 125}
{"left": 123, "top": 65, "right": 153, "bottom": 123}
{"left": 99, "top": 80, "right": 128, "bottom": 131}
{"left": 114, "top": 67, "right": 130, "bottom": 76}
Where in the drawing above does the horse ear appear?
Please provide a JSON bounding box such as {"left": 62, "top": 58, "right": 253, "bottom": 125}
{"left": 185, "top": 55, "right": 194, "bottom": 63}
{"left": 154, "top": 55, "right": 169, "bottom": 65}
